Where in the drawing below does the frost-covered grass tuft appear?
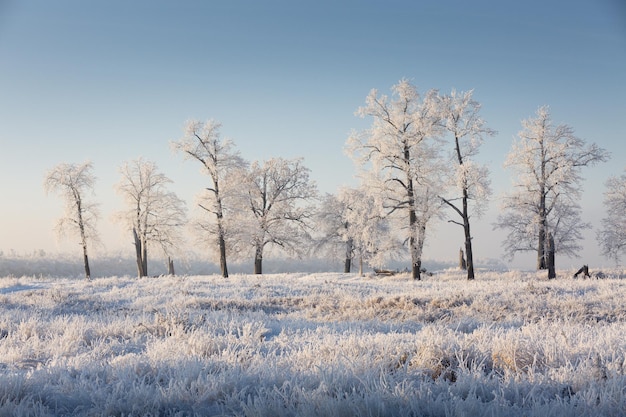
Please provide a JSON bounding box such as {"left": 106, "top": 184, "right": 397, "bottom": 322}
{"left": 0, "top": 270, "right": 625, "bottom": 416}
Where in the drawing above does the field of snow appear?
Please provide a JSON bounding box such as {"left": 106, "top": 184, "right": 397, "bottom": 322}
{"left": 0, "top": 269, "right": 625, "bottom": 416}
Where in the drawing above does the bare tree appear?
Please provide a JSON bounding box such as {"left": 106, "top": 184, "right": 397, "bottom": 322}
{"left": 115, "top": 158, "right": 186, "bottom": 277}
{"left": 597, "top": 170, "right": 626, "bottom": 264}
{"left": 347, "top": 79, "right": 443, "bottom": 280}
{"left": 171, "top": 120, "right": 245, "bottom": 278}
{"left": 44, "top": 161, "right": 99, "bottom": 279}
{"left": 235, "top": 157, "right": 317, "bottom": 274}
{"left": 439, "top": 89, "right": 495, "bottom": 280}
{"left": 495, "top": 106, "right": 609, "bottom": 277}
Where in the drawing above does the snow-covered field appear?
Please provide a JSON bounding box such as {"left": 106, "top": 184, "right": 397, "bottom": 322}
{"left": 0, "top": 269, "right": 625, "bottom": 416}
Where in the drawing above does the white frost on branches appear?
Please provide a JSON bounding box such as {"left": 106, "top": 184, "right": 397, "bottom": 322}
{"left": 597, "top": 171, "right": 626, "bottom": 263}
{"left": 43, "top": 161, "right": 99, "bottom": 279}
{"left": 495, "top": 106, "right": 609, "bottom": 269}
{"left": 171, "top": 119, "right": 247, "bottom": 277}
{"left": 231, "top": 157, "right": 318, "bottom": 274}
{"left": 346, "top": 79, "right": 442, "bottom": 279}
{"left": 114, "top": 158, "right": 187, "bottom": 276}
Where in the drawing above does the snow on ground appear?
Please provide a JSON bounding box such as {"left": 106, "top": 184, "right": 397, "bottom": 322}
{"left": 0, "top": 269, "right": 625, "bottom": 416}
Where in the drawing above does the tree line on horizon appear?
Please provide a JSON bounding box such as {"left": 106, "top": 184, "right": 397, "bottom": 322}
{"left": 44, "top": 79, "right": 619, "bottom": 280}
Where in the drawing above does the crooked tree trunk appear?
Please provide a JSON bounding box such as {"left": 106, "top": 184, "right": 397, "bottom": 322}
{"left": 447, "top": 133, "right": 476, "bottom": 280}
{"left": 76, "top": 196, "right": 91, "bottom": 280}
{"left": 574, "top": 265, "right": 590, "bottom": 278}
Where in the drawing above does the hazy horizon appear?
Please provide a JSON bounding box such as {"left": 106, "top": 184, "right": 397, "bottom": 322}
{"left": 1, "top": 1, "right": 625, "bottom": 270}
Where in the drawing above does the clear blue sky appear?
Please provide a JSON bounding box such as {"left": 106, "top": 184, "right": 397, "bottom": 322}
{"left": 1, "top": 0, "right": 625, "bottom": 270}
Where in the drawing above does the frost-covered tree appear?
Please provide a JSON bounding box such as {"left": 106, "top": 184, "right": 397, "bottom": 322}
{"left": 314, "top": 187, "right": 403, "bottom": 274}
{"left": 114, "top": 158, "right": 187, "bottom": 277}
{"left": 44, "top": 161, "right": 99, "bottom": 279}
{"left": 235, "top": 157, "right": 317, "bottom": 274}
{"left": 439, "top": 90, "right": 495, "bottom": 280}
{"left": 339, "top": 186, "right": 404, "bottom": 276}
{"left": 313, "top": 193, "right": 354, "bottom": 272}
{"left": 347, "top": 79, "right": 442, "bottom": 280}
{"left": 171, "top": 119, "right": 245, "bottom": 278}
{"left": 495, "top": 106, "right": 609, "bottom": 276}
{"left": 597, "top": 171, "right": 626, "bottom": 264}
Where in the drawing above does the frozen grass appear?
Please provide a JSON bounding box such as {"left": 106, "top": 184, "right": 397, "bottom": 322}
{"left": 0, "top": 270, "right": 625, "bottom": 416}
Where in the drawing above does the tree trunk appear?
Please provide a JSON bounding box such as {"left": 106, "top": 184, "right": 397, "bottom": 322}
{"left": 465, "top": 238, "right": 474, "bottom": 280}
{"left": 142, "top": 239, "right": 148, "bottom": 277}
{"left": 218, "top": 231, "right": 229, "bottom": 278}
{"left": 358, "top": 255, "right": 363, "bottom": 277}
{"left": 547, "top": 232, "right": 556, "bottom": 279}
{"left": 537, "top": 191, "right": 547, "bottom": 270}
{"left": 133, "top": 228, "right": 144, "bottom": 277}
{"left": 254, "top": 244, "right": 263, "bottom": 275}
{"left": 167, "top": 257, "right": 175, "bottom": 276}
{"left": 463, "top": 187, "right": 474, "bottom": 280}
{"left": 344, "top": 257, "right": 351, "bottom": 274}
{"left": 76, "top": 197, "right": 90, "bottom": 279}
{"left": 215, "top": 195, "right": 229, "bottom": 278}
{"left": 464, "top": 217, "right": 475, "bottom": 280}
{"left": 537, "top": 228, "right": 547, "bottom": 270}
{"left": 459, "top": 248, "right": 467, "bottom": 270}
{"left": 82, "top": 245, "right": 91, "bottom": 280}
{"left": 412, "top": 260, "right": 421, "bottom": 280}
{"left": 453, "top": 134, "right": 475, "bottom": 280}
{"left": 344, "top": 238, "right": 353, "bottom": 273}
{"left": 574, "top": 265, "right": 590, "bottom": 278}
{"left": 409, "top": 203, "right": 421, "bottom": 280}
{"left": 404, "top": 145, "right": 421, "bottom": 281}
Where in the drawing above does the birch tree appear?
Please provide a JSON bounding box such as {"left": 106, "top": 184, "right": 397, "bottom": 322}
{"left": 171, "top": 119, "right": 245, "bottom": 278}
{"left": 597, "top": 170, "right": 626, "bottom": 264}
{"left": 44, "top": 161, "right": 99, "bottom": 279}
{"left": 115, "top": 158, "right": 186, "bottom": 277}
{"left": 495, "top": 106, "right": 609, "bottom": 277}
{"left": 236, "top": 157, "right": 317, "bottom": 274}
{"left": 347, "top": 79, "right": 442, "bottom": 280}
{"left": 439, "top": 90, "right": 495, "bottom": 280}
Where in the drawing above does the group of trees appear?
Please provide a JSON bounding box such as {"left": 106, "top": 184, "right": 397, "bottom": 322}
{"left": 45, "top": 79, "right": 618, "bottom": 280}
{"left": 44, "top": 160, "right": 187, "bottom": 279}
{"left": 44, "top": 122, "right": 319, "bottom": 279}
{"left": 346, "top": 82, "right": 497, "bottom": 279}
{"left": 170, "top": 120, "right": 318, "bottom": 277}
